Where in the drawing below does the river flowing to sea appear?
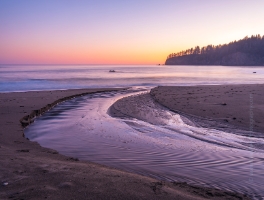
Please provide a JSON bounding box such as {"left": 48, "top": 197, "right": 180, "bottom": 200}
{"left": 1, "top": 65, "right": 264, "bottom": 199}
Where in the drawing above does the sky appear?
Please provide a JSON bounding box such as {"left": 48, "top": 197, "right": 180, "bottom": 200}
{"left": 1, "top": 0, "right": 264, "bottom": 65}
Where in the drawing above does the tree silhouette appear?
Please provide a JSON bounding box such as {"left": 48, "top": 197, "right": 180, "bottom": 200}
{"left": 166, "top": 34, "right": 264, "bottom": 65}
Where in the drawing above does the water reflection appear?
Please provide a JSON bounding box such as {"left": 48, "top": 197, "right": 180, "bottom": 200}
{"left": 25, "top": 89, "right": 264, "bottom": 199}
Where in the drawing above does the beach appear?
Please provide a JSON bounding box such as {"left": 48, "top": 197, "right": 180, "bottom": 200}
{"left": 1, "top": 1, "right": 263, "bottom": 199}
{"left": 0, "top": 87, "right": 253, "bottom": 199}
{"left": 150, "top": 85, "right": 264, "bottom": 134}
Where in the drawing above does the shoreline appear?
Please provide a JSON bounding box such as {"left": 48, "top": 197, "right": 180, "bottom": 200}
{"left": 150, "top": 84, "right": 264, "bottom": 134}
{"left": 0, "top": 88, "right": 251, "bottom": 199}
{"left": 19, "top": 88, "right": 130, "bottom": 128}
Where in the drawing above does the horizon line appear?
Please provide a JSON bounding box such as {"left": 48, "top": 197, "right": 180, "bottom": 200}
{"left": 0, "top": 63, "right": 164, "bottom": 65}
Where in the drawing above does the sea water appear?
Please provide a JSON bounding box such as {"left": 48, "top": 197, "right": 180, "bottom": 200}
{"left": 1, "top": 64, "right": 264, "bottom": 92}
{"left": 2, "top": 65, "right": 264, "bottom": 199}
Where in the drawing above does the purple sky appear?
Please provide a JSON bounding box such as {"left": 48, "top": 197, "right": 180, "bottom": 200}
{"left": 1, "top": 0, "right": 264, "bottom": 64}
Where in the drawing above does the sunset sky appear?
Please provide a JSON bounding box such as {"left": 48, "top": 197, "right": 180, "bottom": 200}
{"left": 1, "top": 0, "right": 264, "bottom": 65}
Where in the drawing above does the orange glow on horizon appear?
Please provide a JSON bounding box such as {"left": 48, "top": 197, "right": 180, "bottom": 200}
{"left": 0, "top": 40, "right": 172, "bottom": 64}
{"left": 1, "top": 1, "right": 264, "bottom": 65}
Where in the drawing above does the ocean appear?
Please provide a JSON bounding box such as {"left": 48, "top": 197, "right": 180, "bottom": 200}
{"left": 1, "top": 64, "right": 264, "bottom": 92}
{"left": 2, "top": 65, "right": 264, "bottom": 199}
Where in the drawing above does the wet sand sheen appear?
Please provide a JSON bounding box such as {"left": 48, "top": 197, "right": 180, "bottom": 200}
{"left": 23, "top": 85, "right": 264, "bottom": 199}
{"left": 108, "top": 89, "right": 264, "bottom": 198}
{"left": 1, "top": 87, "right": 251, "bottom": 200}
{"left": 150, "top": 84, "right": 264, "bottom": 134}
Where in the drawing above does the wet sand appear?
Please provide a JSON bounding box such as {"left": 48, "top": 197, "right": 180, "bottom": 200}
{"left": 0, "top": 88, "right": 251, "bottom": 200}
{"left": 150, "top": 84, "right": 264, "bottom": 134}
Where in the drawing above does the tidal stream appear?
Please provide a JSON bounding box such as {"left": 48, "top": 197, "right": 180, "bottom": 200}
{"left": 25, "top": 88, "right": 264, "bottom": 199}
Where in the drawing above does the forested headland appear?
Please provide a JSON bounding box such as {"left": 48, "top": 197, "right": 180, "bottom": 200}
{"left": 165, "top": 35, "right": 264, "bottom": 66}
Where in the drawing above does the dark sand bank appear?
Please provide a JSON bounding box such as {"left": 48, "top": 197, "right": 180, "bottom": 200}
{"left": 0, "top": 88, "right": 251, "bottom": 199}
{"left": 150, "top": 85, "right": 264, "bottom": 134}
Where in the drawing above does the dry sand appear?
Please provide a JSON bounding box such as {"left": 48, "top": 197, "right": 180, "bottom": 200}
{"left": 0, "top": 88, "right": 251, "bottom": 200}
{"left": 150, "top": 84, "right": 264, "bottom": 134}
